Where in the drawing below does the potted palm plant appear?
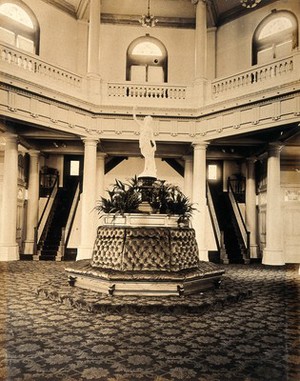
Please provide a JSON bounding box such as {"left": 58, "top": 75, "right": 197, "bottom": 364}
{"left": 96, "top": 177, "right": 195, "bottom": 227}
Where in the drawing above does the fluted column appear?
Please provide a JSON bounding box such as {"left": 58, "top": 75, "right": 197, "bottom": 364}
{"left": 24, "top": 150, "right": 40, "bottom": 255}
{"left": 183, "top": 155, "right": 193, "bottom": 201}
{"left": 193, "top": 0, "right": 207, "bottom": 81}
{"left": 96, "top": 152, "right": 106, "bottom": 227}
{"left": 262, "top": 144, "right": 284, "bottom": 266}
{"left": 245, "top": 158, "right": 259, "bottom": 259}
{"left": 0, "top": 132, "right": 19, "bottom": 261}
{"left": 192, "top": 142, "right": 208, "bottom": 261}
{"left": 87, "top": 0, "right": 101, "bottom": 77}
{"left": 77, "top": 137, "right": 98, "bottom": 260}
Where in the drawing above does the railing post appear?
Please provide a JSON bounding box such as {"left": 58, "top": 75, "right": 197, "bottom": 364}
{"left": 33, "top": 227, "right": 38, "bottom": 257}
{"left": 220, "top": 231, "right": 229, "bottom": 264}
{"left": 57, "top": 227, "right": 65, "bottom": 261}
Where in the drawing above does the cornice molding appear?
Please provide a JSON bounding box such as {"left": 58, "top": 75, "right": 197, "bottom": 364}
{"left": 1, "top": 81, "right": 299, "bottom": 125}
{"left": 40, "top": 0, "right": 76, "bottom": 18}
{"left": 101, "top": 14, "right": 195, "bottom": 29}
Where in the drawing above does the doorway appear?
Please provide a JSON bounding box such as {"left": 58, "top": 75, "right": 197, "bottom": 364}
{"left": 207, "top": 161, "right": 223, "bottom": 196}
{"left": 63, "top": 155, "right": 83, "bottom": 190}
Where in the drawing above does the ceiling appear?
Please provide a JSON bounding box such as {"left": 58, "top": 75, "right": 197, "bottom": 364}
{"left": 43, "top": 0, "right": 278, "bottom": 27}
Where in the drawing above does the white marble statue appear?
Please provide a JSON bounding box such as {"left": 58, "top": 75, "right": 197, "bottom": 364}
{"left": 133, "top": 107, "right": 157, "bottom": 178}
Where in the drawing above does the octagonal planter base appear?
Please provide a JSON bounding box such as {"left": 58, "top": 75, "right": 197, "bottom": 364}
{"left": 65, "top": 260, "right": 224, "bottom": 297}
{"left": 65, "top": 224, "right": 224, "bottom": 297}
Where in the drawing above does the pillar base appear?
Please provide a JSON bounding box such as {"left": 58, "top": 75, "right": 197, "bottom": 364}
{"left": 77, "top": 246, "right": 94, "bottom": 261}
{"left": 24, "top": 240, "right": 35, "bottom": 255}
{"left": 198, "top": 249, "right": 209, "bottom": 262}
{"left": 262, "top": 248, "right": 285, "bottom": 266}
{"left": 250, "top": 245, "right": 260, "bottom": 259}
{"left": 0, "top": 244, "right": 19, "bottom": 261}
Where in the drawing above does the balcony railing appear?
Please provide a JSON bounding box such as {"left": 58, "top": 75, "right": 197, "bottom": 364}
{"left": 1, "top": 42, "right": 298, "bottom": 109}
{"left": 212, "top": 54, "right": 298, "bottom": 98}
{"left": 0, "top": 43, "right": 83, "bottom": 89}
{"left": 107, "top": 83, "right": 187, "bottom": 100}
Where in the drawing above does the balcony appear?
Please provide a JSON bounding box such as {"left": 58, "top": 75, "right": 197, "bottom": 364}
{"left": 1, "top": 42, "right": 299, "bottom": 113}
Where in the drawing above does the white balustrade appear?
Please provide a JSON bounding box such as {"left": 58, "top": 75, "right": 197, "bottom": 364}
{"left": 1, "top": 42, "right": 298, "bottom": 107}
{"left": 0, "top": 43, "right": 82, "bottom": 88}
{"left": 107, "top": 83, "right": 187, "bottom": 100}
{"left": 212, "top": 55, "right": 296, "bottom": 97}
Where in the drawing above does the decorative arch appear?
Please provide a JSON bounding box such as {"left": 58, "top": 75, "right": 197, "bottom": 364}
{"left": 126, "top": 34, "right": 168, "bottom": 83}
{"left": 0, "top": 0, "right": 40, "bottom": 54}
{"left": 252, "top": 10, "right": 298, "bottom": 65}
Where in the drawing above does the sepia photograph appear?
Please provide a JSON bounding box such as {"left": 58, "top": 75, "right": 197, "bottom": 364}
{"left": 0, "top": 0, "right": 299, "bottom": 380}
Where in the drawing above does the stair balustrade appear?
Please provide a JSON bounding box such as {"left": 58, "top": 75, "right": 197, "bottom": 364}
{"left": 227, "top": 179, "right": 250, "bottom": 263}
{"left": 207, "top": 183, "right": 228, "bottom": 264}
{"left": 57, "top": 182, "right": 81, "bottom": 260}
{"left": 34, "top": 175, "right": 59, "bottom": 256}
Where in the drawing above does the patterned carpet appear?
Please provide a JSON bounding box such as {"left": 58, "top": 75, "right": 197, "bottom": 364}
{"left": 0, "top": 261, "right": 299, "bottom": 381}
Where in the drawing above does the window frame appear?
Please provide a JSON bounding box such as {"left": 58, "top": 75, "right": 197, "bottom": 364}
{"left": 0, "top": 0, "right": 40, "bottom": 54}
{"left": 252, "top": 10, "right": 298, "bottom": 65}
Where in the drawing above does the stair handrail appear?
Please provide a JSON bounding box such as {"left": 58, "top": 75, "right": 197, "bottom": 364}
{"left": 36, "top": 175, "right": 59, "bottom": 244}
{"left": 207, "top": 182, "right": 227, "bottom": 262}
{"left": 227, "top": 179, "right": 250, "bottom": 259}
{"left": 58, "top": 181, "right": 81, "bottom": 259}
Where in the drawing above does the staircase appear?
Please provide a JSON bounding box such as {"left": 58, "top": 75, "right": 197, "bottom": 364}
{"left": 38, "top": 182, "right": 78, "bottom": 260}
{"left": 210, "top": 189, "right": 246, "bottom": 264}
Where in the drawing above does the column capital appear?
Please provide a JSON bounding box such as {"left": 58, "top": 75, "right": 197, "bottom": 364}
{"left": 268, "top": 142, "right": 283, "bottom": 156}
{"left": 246, "top": 156, "right": 257, "bottom": 164}
{"left": 97, "top": 151, "right": 106, "bottom": 159}
{"left": 3, "top": 132, "right": 18, "bottom": 144}
{"left": 182, "top": 155, "right": 193, "bottom": 162}
{"left": 28, "top": 149, "right": 40, "bottom": 157}
{"left": 81, "top": 136, "right": 99, "bottom": 146}
{"left": 192, "top": 141, "right": 208, "bottom": 150}
{"left": 191, "top": 0, "right": 207, "bottom": 5}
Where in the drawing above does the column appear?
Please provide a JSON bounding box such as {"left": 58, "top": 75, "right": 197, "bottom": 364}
{"left": 0, "top": 132, "right": 19, "bottom": 261}
{"left": 77, "top": 137, "right": 98, "bottom": 260}
{"left": 262, "top": 144, "right": 284, "bottom": 266}
{"left": 245, "top": 158, "right": 259, "bottom": 259}
{"left": 87, "top": 0, "right": 101, "bottom": 77}
{"left": 24, "top": 150, "right": 40, "bottom": 255}
{"left": 193, "top": 0, "right": 207, "bottom": 81}
{"left": 207, "top": 27, "right": 216, "bottom": 80}
{"left": 96, "top": 151, "right": 106, "bottom": 227}
{"left": 183, "top": 155, "right": 193, "bottom": 200}
{"left": 192, "top": 142, "right": 208, "bottom": 261}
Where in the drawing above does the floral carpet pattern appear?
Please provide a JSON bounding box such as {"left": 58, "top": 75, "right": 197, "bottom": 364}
{"left": 0, "top": 261, "right": 299, "bottom": 381}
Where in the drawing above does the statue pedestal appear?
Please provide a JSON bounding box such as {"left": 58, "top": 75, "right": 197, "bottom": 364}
{"left": 138, "top": 176, "right": 157, "bottom": 213}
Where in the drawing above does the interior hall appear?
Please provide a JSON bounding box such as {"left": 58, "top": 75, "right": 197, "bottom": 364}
{"left": 0, "top": 0, "right": 299, "bottom": 380}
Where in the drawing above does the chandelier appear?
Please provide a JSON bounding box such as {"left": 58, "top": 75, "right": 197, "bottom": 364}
{"left": 240, "top": 0, "right": 261, "bottom": 8}
{"left": 139, "top": 0, "right": 158, "bottom": 28}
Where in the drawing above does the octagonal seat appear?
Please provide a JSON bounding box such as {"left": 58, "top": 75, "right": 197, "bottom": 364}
{"left": 65, "top": 226, "right": 225, "bottom": 296}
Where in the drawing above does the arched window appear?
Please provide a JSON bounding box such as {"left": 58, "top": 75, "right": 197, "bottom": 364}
{"left": 252, "top": 10, "right": 298, "bottom": 65}
{"left": 126, "top": 34, "right": 168, "bottom": 83}
{"left": 0, "top": 0, "right": 40, "bottom": 54}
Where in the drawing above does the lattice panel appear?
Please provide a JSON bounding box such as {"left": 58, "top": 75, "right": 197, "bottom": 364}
{"left": 91, "top": 226, "right": 200, "bottom": 272}
{"left": 122, "top": 228, "right": 170, "bottom": 271}
{"left": 91, "top": 227, "right": 125, "bottom": 269}
{"left": 170, "top": 229, "right": 199, "bottom": 271}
